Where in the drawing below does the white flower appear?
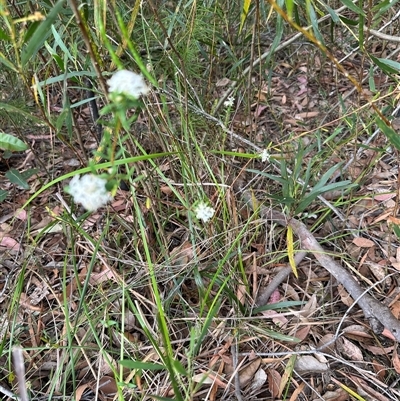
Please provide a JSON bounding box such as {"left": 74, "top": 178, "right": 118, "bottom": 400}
{"left": 67, "top": 174, "right": 113, "bottom": 211}
{"left": 194, "top": 202, "right": 215, "bottom": 223}
{"left": 107, "top": 70, "right": 150, "bottom": 99}
{"left": 223, "top": 96, "right": 235, "bottom": 108}
{"left": 260, "top": 149, "right": 270, "bottom": 162}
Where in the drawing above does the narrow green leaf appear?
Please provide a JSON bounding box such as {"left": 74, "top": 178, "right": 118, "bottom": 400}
{"left": 376, "top": 116, "right": 400, "bottom": 151}
{"left": 287, "top": 226, "right": 298, "bottom": 278}
{"left": 325, "top": 5, "right": 340, "bottom": 23}
{"left": 373, "top": 57, "right": 400, "bottom": 73}
{"left": 0, "top": 133, "right": 28, "bottom": 151}
{"left": 0, "top": 102, "right": 43, "bottom": 124}
{"left": 295, "top": 181, "right": 356, "bottom": 214}
{"left": 5, "top": 169, "right": 30, "bottom": 189}
{"left": 285, "top": 0, "right": 295, "bottom": 20}
{"left": 306, "top": 0, "right": 324, "bottom": 45}
{"left": 0, "top": 53, "right": 18, "bottom": 72}
{"left": 21, "top": 0, "right": 66, "bottom": 66}
{"left": 119, "top": 360, "right": 165, "bottom": 370}
{"left": 339, "top": 0, "right": 366, "bottom": 16}
{"left": 0, "top": 190, "right": 8, "bottom": 202}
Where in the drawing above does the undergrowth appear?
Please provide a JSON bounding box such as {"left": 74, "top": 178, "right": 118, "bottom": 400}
{"left": 1, "top": 0, "right": 400, "bottom": 400}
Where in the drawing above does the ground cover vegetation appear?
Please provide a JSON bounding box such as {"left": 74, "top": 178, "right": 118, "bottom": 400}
{"left": 1, "top": 0, "right": 400, "bottom": 400}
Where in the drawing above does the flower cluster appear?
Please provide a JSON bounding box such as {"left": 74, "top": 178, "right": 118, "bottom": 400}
{"left": 67, "top": 174, "right": 113, "bottom": 211}
{"left": 260, "top": 149, "right": 270, "bottom": 163}
{"left": 107, "top": 70, "right": 150, "bottom": 99}
{"left": 194, "top": 202, "right": 215, "bottom": 223}
{"left": 223, "top": 96, "right": 235, "bottom": 108}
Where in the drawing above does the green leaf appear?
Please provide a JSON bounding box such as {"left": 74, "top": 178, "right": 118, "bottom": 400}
{"left": 376, "top": 116, "right": 400, "bottom": 151}
{"left": 0, "top": 27, "right": 11, "bottom": 41}
{"left": 370, "top": 55, "right": 400, "bottom": 74}
{"left": 306, "top": 0, "right": 324, "bottom": 45}
{"left": 325, "top": 5, "right": 340, "bottom": 23}
{"left": 295, "top": 180, "right": 355, "bottom": 214}
{"left": 285, "top": 0, "right": 295, "bottom": 20}
{"left": 119, "top": 360, "right": 165, "bottom": 370}
{"left": 21, "top": 0, "right": 66, "bottom": 66}
{"left": 339, "top": 0, "right": 366, "bottom": 16}
{"left": 0, "top": 190, "right": 8, "bottom": 202}
{"left": 21, "top": 168, "right": 39, "bottom": 181}
{"left": 0, "top": 133, "right": 28, "bottom": 151}
{"left": 392, "top": 224, "right": 400, "bottom": 240}
{"left": 0, "top": 102, "right": 43, "bottom": 124}
{"left": 5, "top": 169, "right": 30, "bottom": 189}
{"left": 0, "top": 52, "right": 18, "bottom": 72}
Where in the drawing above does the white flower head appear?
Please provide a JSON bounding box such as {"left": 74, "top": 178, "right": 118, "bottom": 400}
{"left": 107, "top": 69, "right": 150, "bottom": 99}
{"left": 223, "top": 96, "right": 235, "bottom": 108}
{"left": 67, "top": 174, "right": 113, "bottom": 211}
{"left": 260, "top": 149, "right": 270, "bottom": 163}
{"left": 194, "top": 201, "right": 215, "bottom": 223}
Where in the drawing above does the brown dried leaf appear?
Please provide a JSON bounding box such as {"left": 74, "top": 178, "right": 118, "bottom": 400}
{"left": 239, "top": 358, "right": 261, "bottom": 387}
{"left": 267, "top": 368, "right": 281, "bottom": 399}
{"left": 75, "top": 383, "right": 91, "bottom": 401}
{"left": 321, "top": 388, "right": 349, "bottom": 401}
{"left": 293, "top": 325, "right": 310, "bottom": 342}
{"left": 364, "top": 344, "right": 394, "bottom": 355}
{"left": 299, "top": 293, "right": 317, "bottom": 317}
{"left": 317, "top": 334, "right": 337, "bottom": 355}
{"left": 97, "top": 376, "right": 118, "bottom": 396}
{"left": 289, "top": 382, "right": 305, "bottom": 401}
{"left": 337, "top": 337, "right": 363, "bottom": 361}
{"left": 352, "top": 237, "right": 375, "bottom": 248}
{"left": 372, "top": 359, "right": 387, "bottom": 382}
{"left": 393, "top": 352, "right": 400, "bottom": 374}
{"left": 338, "top": 284, "right": 354, "bottom": 307}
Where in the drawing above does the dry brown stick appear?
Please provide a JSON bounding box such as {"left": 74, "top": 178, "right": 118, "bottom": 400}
{"left": 255, "top": 252, "right": 307, "bottom": 307}
{"left": 242, "top": 191, "right": 400, "bottom": 341}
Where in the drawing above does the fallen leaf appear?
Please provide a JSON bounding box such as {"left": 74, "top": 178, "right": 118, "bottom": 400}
{"left": 267, "top": 368, "right": 281, "bottom": 399}
{"left": 0, "top": 236, "right": 20, "bottom": 251}
{"left": 294, "top": 355, "right": 329, "bottom": 374}
{"left": 352, "top": 237, "right": 375, "bottom": 247}
{"left": 392, "top": 352, "right": 400, "bottom": 374}
{"left": 239, "top": 358, "right": 261, "bottom": 387}
{"left": 337, "top": 337, "right": 363, "bottom": 361}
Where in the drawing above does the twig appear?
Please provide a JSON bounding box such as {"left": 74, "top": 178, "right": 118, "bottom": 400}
{"left": 0, "top": 384, "right": 20, "bottom": 401}
{"left": 231, "top": 342, "right": 244, "bottom": 401}
{"left": 12, "top": 347, "right": 29, "bottom": 401}
{"left": 255, "top": 252, "right": 307, "bottom": 306}
{"left": 242, "top": 190, "right": 400, "bottom": 341}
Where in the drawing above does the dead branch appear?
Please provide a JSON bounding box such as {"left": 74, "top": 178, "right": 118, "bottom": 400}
{"left": 242, "top": 191, "right": 400, "bottom": 342}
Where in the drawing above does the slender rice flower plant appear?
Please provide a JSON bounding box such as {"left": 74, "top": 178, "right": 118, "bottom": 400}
{"left": 223, "top": 96, "right": 235, "bottom": 108}
{"left": 65, "top": 69, "right": 150, "bottom": 211}
{"left": 66, "top": 174, "right": 113, "bottom": 211}
{"left": 107, "top": 69, "right": 150, "bottom": 101}
{"left": 193, "top": 201, "right": 215, "bottom": 223}
{"left": 260, "top": 149, "right": 270, "bottom": 162}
